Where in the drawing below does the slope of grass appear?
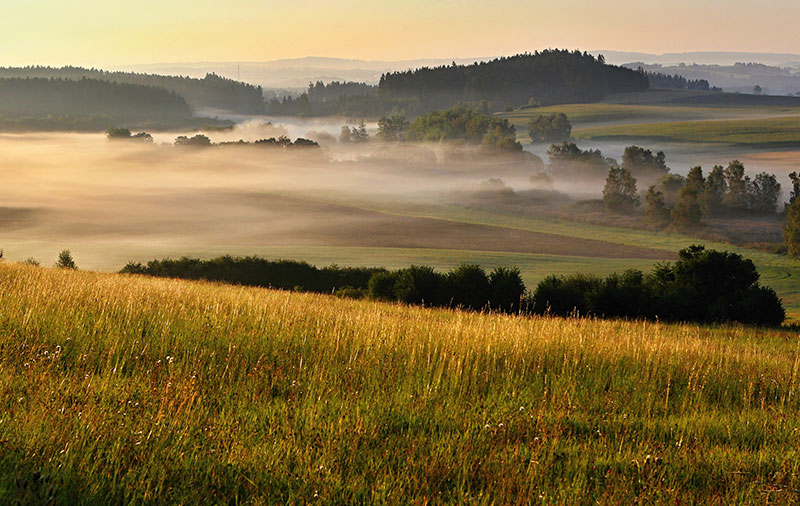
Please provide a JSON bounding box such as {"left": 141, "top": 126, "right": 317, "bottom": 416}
{"left": 574, "top": 115, "right": 800, "bottom": 147}
{"left": 1, "top": 264, "right": 800, "bottom": 504}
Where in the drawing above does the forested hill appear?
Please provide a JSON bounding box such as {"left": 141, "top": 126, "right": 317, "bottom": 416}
{"left": 378, "top": 50, "right": 649, "bottom": 110}
{"left": 0, "top": 78, "right": 207, "bottom": 131}
{"left": 0, "top": 66, "right": 265, "bottom": 114}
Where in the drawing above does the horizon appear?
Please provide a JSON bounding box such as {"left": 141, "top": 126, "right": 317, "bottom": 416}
{"left": 2, "top": 0, "right": 800, "bottom": 67}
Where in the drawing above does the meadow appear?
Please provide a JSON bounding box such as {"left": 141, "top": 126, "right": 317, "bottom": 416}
{"left": 574, "top": 115, "right": 800, "bottom": 147}
{"left": 1, "top": 263, "right": 800, "bottom": 504}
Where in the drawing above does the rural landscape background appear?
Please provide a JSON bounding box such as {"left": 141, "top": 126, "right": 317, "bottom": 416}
{"left": 2, "top": 0, "right": 800, "bottom": 503}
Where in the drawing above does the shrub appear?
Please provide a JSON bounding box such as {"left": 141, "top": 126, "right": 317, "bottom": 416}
{"left": 393, "top": 266, "right": 445, "bottom": 306}
{"left": 368, "top": 271, "right": 399, "bottom": 301}
{"left": 531, "top": 273, "right": 602, "bottom": 316}
{"left": 447, "top": 264, "right": 491, "bottom": 310}
{"left": 55, "top": 250, "right": 77, "bottom": 270}
{"left": 489, "top": 266, "right": 526, "bottom": 312}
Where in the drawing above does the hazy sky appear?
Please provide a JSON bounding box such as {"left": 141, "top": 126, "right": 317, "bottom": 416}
{"left": 3, "top": 0, "right": 800, "bottom": 66}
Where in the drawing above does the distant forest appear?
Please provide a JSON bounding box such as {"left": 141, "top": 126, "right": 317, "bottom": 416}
{"left": 0, "top": 77, "right": 237, "bottom": 131}
{"left": 644, "top": 71, "right": 713, "bottom": 91}
{"left": 0, "top": 66, "right": 265, "bottom": 114}
{"left": 268, "top": 50, "right": 649, "bottom": 117}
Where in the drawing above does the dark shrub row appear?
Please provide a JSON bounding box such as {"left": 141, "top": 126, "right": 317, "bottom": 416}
{"left": 529, "top": 245, "right": 785, "bottom": 326}
{"left": 368, "top": 264, "right": 525, "bottom": 312}
{"left": 121, "top": 256, "right": 385, "bottom": 294}
{"left": 121, "top": 246, "right": 786, "bottom": 326}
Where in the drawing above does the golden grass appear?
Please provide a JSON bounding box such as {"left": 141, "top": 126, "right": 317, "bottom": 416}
{"left": 1, "top": 263, "right": 800, "bottom": 504}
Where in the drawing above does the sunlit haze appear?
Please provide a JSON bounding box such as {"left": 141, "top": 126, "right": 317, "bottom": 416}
{"left": 2, "top": 0, "right": 800, "bottom": 66}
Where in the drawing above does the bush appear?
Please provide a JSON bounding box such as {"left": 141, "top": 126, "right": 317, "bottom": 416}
{"left": 393, "top": 266, "right": 445, "bottom": 306}
{"left": 447, "top": 264, "right": 491, "bottom": 310}
{"left": 489, "top": 267, "right": 526, "bottom": 312}
{"left": 368, "top": 271, "right": 399, "bottom": 301}
{"left": 590, "top": 270, "right": 653, "bottom": 318}
{"left": 531, "top": 273, "right": 602, "bottom": 316}
{"left": 55, "top": 250, "right": 77, "bottom": 270}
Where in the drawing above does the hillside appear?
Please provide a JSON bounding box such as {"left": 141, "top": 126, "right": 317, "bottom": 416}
{"left": 1, "top": 263, "right": 799, "bottom": 504}
{"left": 0, "top": 66, "right": 265, "bottom": 114}
{"left": 269, "top": 50, "right": 650, "bottom": 117}
{"left": 0, "top": 77, "right": 235, "bottom": 131}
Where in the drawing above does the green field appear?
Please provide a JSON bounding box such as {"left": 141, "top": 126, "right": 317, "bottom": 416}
{"left": 502, "top": 103, "right": 793, "bottom": 129}
{"left": 574, "top": 115, "right": 800, "bottom": 147}
{"left": 2, "top": 263, "right": 800, "bottom": 504}
{"left": 300, "top": 197, "right": 800, "bottom": 320}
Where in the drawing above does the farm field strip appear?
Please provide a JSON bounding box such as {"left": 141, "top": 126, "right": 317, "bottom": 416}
{"left": 572, "top": 115, "right": 800, "bottom": 147}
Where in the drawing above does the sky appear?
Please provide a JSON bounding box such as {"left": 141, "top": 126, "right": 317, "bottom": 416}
{"left": 2, "top": 0, "right": 800, "bottom": 66}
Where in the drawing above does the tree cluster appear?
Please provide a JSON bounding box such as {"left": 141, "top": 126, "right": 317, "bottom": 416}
{"left": 339, "top": 121, "right": 369, "bottom": 143}
{"left": 530, "top": 245, "right": 784, "bottom": 326}
{"left": 527, "top": 113, "right": 571, "bottom": 143}
{"left": 646, "top": 161, "right": 782, "bottom": 229}
{"left": 377, "top": 114, "right": 410, "bottom": 141}
{"left": 547, "top": 142, "right": 615, "bottom": 180}
{"left": 105, "top": 127, "right": 153, "bottom": 142}
{"left": 406, "top": 105, "right": 521, "bottom": 151}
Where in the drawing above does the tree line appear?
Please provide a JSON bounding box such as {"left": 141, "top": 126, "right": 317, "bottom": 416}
{"left": 0, "top": 66, "right": 265, "bottom": 114}
{"left": 643, "top": 70, "right": 713, "bottom": 91}
{"left": 0, "top": 78, "right": 191, "bottom": 123}
{"left": 118, "top": 246, "right": 786, "bottom": 327}
{"left": 105, "top": 128, "right": 320, "bottom": 149}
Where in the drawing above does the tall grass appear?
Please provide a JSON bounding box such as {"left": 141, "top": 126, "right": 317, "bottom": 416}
{"left": 1, "top": 263, "right": 800, "bottom": 504}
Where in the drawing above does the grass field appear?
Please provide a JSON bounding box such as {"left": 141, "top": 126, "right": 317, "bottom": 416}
{"left": 502, "top": 103, "right": 796, "bottom": 130}
{"left": 573, "top": 115, "right": 800, "bottom": 147}
{"left": 2, "top": 263, "right": 800, "bottom": 504}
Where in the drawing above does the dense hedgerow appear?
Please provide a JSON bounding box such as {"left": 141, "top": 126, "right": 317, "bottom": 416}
{"left": 122, "top": 246, "right": 785, "bottom": 326}
{"left": 530, "top": 245, "right": 785, "bottom": 326}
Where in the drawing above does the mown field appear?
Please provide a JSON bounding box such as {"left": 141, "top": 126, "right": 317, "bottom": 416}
{"left": 503, "top": 103, "right": 796, "bottom": 130}
{"left": 501, "top": 89, "right": 800, "bottom": 131}
{"left": 1, "top": 264, "right": 800, "bottom": 504}
{"left": 573, "top": 115, "right": 800, "bottom": 147}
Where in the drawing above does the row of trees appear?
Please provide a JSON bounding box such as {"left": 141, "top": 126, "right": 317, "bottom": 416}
{"left": 368, "top": 265, "right": 525, "bottom": 312}
{"left": 644, "top": 70, "right": 712, "bottom": 91}
{"left": 602, "top": 160, "right": 784, "bottom": 226}
{"left": 172, "top": 134, "right": 319, "bottom": 149}
{"left": 121, "top": 257, "right": 384, "bottom": 293}
{"left": 119, "top": 247, "right": 785, "bottom": 326}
